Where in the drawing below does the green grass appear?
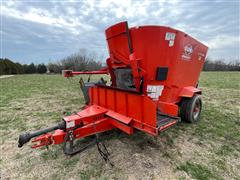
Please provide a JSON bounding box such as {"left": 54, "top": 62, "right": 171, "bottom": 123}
{"left": 199, "top": 71, "right": 240, "bottom": 89}
{"left": 177, "top": 162, "right": 220, "bottom": 180}
{"left": 78, "top": 161, "right": 104, "bottom": 180}
{"left": 0, "top": 72, "right": 239, "bottom": 179}
{"left": 215, "top": 145, "right": 235, "bottom": 156}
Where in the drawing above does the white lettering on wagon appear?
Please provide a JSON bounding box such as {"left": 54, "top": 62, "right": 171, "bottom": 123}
{"left": 66, "top": 120, "right": 75, "bottom": 128}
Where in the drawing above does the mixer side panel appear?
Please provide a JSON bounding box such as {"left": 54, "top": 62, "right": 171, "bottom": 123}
{"left": 130, "top": 26, "right": 208, "bottom": 103}
{"left": 105, "top": 23, "right": 208, "bottom": 103}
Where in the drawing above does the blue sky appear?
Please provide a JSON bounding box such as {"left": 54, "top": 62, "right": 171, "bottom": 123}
{"left": 1, "top": 0, "right": 239, "bottom": 64}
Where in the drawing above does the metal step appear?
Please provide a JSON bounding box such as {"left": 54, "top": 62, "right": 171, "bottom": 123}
{"left": 157, "top": 114, "right": 179, "bottom": 132}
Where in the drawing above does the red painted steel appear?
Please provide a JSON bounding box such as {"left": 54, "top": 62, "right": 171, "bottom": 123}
{"left": 106, "top": 22, "right": 208, "bottom": 107}
{"left": 89, "top": 86, "right": 157, "bottom": 135}
{"left": 63, "top": 68, "right": 108, "bottom": 77}
{"left": 23, "top": 21, "right": 208, "bottom": 150}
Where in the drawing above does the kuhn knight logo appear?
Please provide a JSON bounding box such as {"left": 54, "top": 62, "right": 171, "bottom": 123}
{"left": 182, "top": 44, "right": 193, "bottom": 60}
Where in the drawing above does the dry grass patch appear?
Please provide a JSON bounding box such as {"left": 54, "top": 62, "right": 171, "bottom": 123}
{"left": 1, "top": 72, "right": 239, "bottom": 179}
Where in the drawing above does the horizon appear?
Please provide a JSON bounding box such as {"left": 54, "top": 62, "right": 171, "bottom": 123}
{"left": 1, "top": 0, "right": 240, "bottom": 64}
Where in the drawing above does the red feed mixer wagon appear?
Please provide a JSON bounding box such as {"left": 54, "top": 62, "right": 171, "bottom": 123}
{"left": 18, "top": 22, "right": 208, "bottom": 158}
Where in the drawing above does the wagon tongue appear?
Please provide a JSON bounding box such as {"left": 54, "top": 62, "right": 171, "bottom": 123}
{"left": 18, "top": 122, "right": 65, "bottom": 148}
{"left": 18, "top": 104, "right": 115, "bottom": 165}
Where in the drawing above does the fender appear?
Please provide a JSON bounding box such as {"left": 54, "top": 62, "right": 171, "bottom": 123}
{"left": 179, "top": 86, "right": 201, "bottom": 98}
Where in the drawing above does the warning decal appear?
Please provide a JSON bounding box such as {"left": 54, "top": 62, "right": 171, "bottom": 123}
{"left": 147, "top": 85, "right": 164, "bottom": 100}
{"left": 165, "top": 32, "right": 176, "bottom": 47}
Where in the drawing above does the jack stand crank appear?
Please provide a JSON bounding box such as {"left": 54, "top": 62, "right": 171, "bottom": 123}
{"left": 63, "top": 130, "right": 96, "bottom": 156}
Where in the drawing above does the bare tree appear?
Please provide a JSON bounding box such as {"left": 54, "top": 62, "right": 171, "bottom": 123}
{"left": 48, "top": 49, "right": 103, "bottom": 73}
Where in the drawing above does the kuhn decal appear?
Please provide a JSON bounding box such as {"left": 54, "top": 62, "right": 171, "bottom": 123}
{"left": 182, "top": 44, "right": 194, "bottom": 60}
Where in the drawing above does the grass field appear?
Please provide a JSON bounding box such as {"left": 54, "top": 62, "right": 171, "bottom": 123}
{"left": 1, "top": 72, "right": 239, "bottom": 180}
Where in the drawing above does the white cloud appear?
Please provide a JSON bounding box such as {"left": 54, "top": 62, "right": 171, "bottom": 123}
{"left": 1, "top": 3, "right": 97, "bottom": 35}
{"left": 205, "top": 35, "right": 240, "bottom": 49}
{"left": 1, "top": 0, "right": 239, "bottom": 63}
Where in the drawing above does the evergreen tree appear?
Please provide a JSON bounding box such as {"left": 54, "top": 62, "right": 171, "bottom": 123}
{"left": 25, "top": 63, "right": 37, "bottom": 74}
{"left": 37, "top": 64, "right": 47, "bottom": 74}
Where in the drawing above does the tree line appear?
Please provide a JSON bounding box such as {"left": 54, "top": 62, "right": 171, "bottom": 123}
{"left": 203, "top": 58, "right": 239, "bottom": 71}
{"left": 0, "top": 56, "right": 239, "bottom": 75}
{"left": 48, "top": 51, "right": 102, "bottom": 73}
{"left": 0, "top": 51, "right": 102, "bottom": 75}
{"left": 0, "top": 58, "right": 47, "bottom": 75}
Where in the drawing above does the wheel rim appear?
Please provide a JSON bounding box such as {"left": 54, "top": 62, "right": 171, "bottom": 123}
{"left": 193, "top": 100, "right": 201, "bottom": 120}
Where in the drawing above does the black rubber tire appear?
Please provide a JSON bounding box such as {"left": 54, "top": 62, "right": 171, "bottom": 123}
{"left": 180, "top": 95, "right": 202, "bottom": 123}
